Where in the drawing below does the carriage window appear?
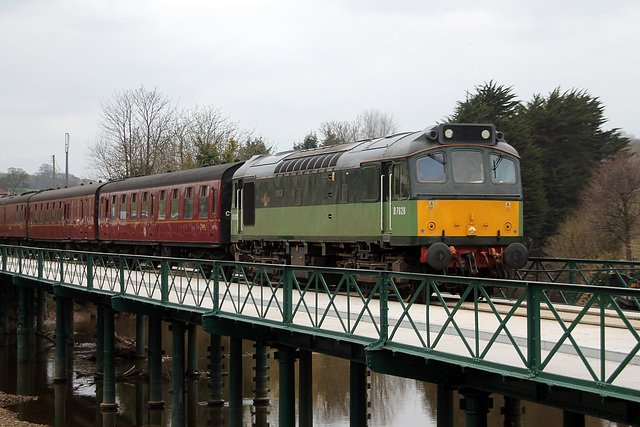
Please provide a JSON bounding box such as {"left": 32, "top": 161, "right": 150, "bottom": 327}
{"left": 110, "top": 196, "right": 117, "bottom": 221}
{"left": 170, "top": 189, "right": 179, "bottom": 220}
{"left": 392, "top": 163, "right": 409, "bottom": 200}
{"left": 452, "top": 150, "right": 484, "bottom": 183}
{"left": 131, "top": 193, "right": 138, "bottom": 221}
{"left": 141, "top": 192, "right": 149, "bottom": 218}
{"left": 212, "top": 189, "right": 218, "bottom": 214}
{"left": 158, "top": 190, "right": 167, "bottom": 220}
{"left": 184, "top": 187, "right": 194, "bottom": 219}
{"left": 490, "top": 154, "right": 516, "bottom": 184}
{"left": 417, "top": 153, "right": 445, "bottom": 182}
{"left": 198, "top": 185, "right": 209, "bottom": 219}
{"left": 120, "top": 194, "right": 127, "bottom": 220}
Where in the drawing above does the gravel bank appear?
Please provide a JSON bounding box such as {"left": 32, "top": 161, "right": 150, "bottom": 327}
{"left": 0, "top": 393, "right": 48, "bottom": 427}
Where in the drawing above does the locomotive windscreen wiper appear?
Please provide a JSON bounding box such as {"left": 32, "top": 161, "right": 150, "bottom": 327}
{"left": 429, "top": 153, "right": 446, "bottom": 165}
{"left": 491, "top": 154, "right": 504, "bottom": 178}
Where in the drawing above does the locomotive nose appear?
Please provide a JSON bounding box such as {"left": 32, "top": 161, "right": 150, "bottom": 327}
{"left": 504, "top": 242, "right": 529, "bottom": 270}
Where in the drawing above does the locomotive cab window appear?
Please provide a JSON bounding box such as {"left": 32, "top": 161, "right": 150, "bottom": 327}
{"left": 452, "top": 150, "right": 484, "bottom": 183}
{"left": 417, "top": 153, "right": 445, "bottom": 182}
{"left": 490, "top": 154, "right": 516, "bottom": 184}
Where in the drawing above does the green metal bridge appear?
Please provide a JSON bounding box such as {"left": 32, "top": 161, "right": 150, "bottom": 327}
{"left": 2, "top": 244, "right": 640, "bottom": 426}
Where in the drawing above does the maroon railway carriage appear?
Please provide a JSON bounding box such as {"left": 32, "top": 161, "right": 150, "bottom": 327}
{"left": 97, "top": 162, "right": 242, "bottom": 257}
{"left": 0, "top": 192, "right": 32, "bottom": 241}
{"left": 27, "top": 183, "right": 103, "bottom": 244}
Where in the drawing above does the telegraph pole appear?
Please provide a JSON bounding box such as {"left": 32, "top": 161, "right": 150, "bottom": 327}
{"left": 65, "top": 133, "right": 69, "bottom": 188}
{"left": 52, "top": 155, "right": 56, "bottom": 188}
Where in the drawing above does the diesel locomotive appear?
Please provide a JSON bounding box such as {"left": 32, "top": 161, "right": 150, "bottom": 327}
{"left": 0, "top": 123, "right": 528, "bottom": 288}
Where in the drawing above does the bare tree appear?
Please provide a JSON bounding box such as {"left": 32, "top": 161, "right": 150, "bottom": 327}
{"left": 582, "top": 153, "right": 640, "bottom": 260}
{"left": 317, "top": 109, "right": 398, "bottom": 146}
{"left": 1, "top": 167, "right": 29, "bottom": 195}
{"left": 89, "top": 86, "right": 176, "bottom": 179}
{"left": 357, "top": 109, "right": 398, "bottom": 139}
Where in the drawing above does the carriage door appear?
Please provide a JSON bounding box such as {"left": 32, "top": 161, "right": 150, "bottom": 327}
{"left": 235, "top": 180, "right": 255, "bottom": 236}
{"left": 381, "top": 162, "right": 392, "bottom": 240}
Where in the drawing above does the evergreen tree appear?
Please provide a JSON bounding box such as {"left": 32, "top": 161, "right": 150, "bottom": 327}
{"left": 294, "top": 132, "right": 319, "bottom": 151}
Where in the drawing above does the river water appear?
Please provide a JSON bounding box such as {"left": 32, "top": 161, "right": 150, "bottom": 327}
{"left": 0, "top": 314, "right": 627, "bottom": 426}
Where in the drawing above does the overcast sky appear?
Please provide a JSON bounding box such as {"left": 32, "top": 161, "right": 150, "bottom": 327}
{"left": 1, "top": 0, "right": 639, "bottom": 178}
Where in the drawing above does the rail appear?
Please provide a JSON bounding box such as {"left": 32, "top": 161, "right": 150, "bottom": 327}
{"left": 2, "top": 245, "right": 640, "bottom": 404}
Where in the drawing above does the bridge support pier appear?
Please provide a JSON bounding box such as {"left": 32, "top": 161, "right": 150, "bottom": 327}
{"left": 135, "top": 314, "right": 145, "bottom": 359}
{"left": 229, "top": 337, "right": 243, "bottom": 427}
{"left": 253, "top": 341, "right": 270, "bottom": 405}
{"left": 437, "top": 384, "right": 454, "bottom": 427}
{"left": 187, "top": 323, "right": 198, "bottom": 376}
{"left": 54, "top": 296, "right": 68, "bottom": 382}
{"left": 148, "top": 316, "right": 164, "bottom": 409}
{"left": 171, "top": 321, "right": 186, "bottom": 426}
{"left": 17, "top": 286, "right": 34, "bottom": 363}
{"left": 36, "top": 289, "right": 46, "bottom": 334}
{"left": 277, "top": 346, "right": 296, "bottom": 427}
{"left": 299, "top": 349, "right": 313, "bottom": 427}
{"left": 208, "top": 333, "right": 225, "bottom": 406}
{"left": 350, "top": 360, "right": 368, "bottom": 427}
{"left": 0, "top": 282, "right": 8, "bottom": 336}
{"left": 100, "top": 304, "right": 118, "bottom": 412}
{"left": 95, "top": 304, "right": 104, "bottom": 376}
{"left": 502, "top": 397, "right": 524, "bottom": 427}
{"left": 563, "top": 410, "right": 585, "bottom": 427}
{"left": 459, "top": 388, "right": 492, "bottom": 427}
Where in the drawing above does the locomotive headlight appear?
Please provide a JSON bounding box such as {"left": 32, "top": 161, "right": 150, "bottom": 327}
{"left": 467, "top": 225, "right": 477, "bottom": 235}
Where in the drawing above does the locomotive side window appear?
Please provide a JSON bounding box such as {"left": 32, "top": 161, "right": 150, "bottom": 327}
{"left": 392, "top": 163, "right": 409, "bottom": 200}
{"left": 158, "top": 190, "right": 167, "bottom": 220}
{"left": 452, "top": 150, "right": 484, "bottom": 183}
{"left": 490, "top": 154, "right": 516, "bottom": 184}
{"left": 170, "top": 189, "right": 179, "bottom": 220}
{"left": 361, "top": 166, "right": 380, "bottom": 202}
{"left": 417, "top": 153, "right": 445, "bottom": 182}
{"left": 184, "top": 187, "right": 194, "bottom": 219}
{"left": 198, "top": 186, "right": 209, "bottom": 219}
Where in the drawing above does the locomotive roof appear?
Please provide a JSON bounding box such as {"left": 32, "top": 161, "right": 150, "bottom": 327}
{"left": 235, "top": 123, "right": 519, "bottom": 180}
{"left": 99, "top": 162, "right": 243, "bottom": 193}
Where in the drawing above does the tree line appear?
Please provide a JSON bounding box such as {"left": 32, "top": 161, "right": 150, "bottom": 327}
{"left": 87, "top": 85, "right": 273, "bottom": 180}
{"left": 0, "top": 163, "right": 86, "bottom": 195}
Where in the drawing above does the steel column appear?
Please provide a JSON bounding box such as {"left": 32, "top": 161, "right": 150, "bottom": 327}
{"left": 171, "top": 321, "right": 186, "bottom": 426}
{"left": 100, "top": 305, "right": 117, "bottom": 412}
{"left": 0, "top": 282, "right": 7, "bottom": 336}
{"left": 95, "top": 304, "right": 104, "bottom": 376}
{"left": 208, "top": 333, "right": 225, "bottom": 406}
{"left": 563, "top": 410, "right": 585, "bottom": 427}
{"left": 54, "top": 296, "right": 67, "bottom": 382}
{"left": 253, "top": 341, "right": 270, "bottom": 405}
{"left": 36, "top": 289, "right": 46, "bottom": 334}
{"left": 229, "top": 337, "right": 243, "bottom": 427}
{"left": 136, "top": 314, "right": 145, "bottom": 359}
{"left": 350, "top": 360, "right": 368, "bottom": 427}
{"left": 437, "top": 384, "right": 454, "bottom": 427}
{"left": 459, "top": 389, "right": 492, "bottom": 427}
{"left": 17, "top": 286, "right": 33, "bottom": 363}
{"left": 187, "top": 323, "right": 198, "bottom": 376}
{"left": 277, "top": 346, "right": 296, "bottom": 427}
{"left": 502, "top": 397, "right": 524, "bottom": 427}
{"left": 299, "top": 349, "right": 313, "bottom": 427}
{"left": 148, "top": 316, "right": 164, "bottom": 409}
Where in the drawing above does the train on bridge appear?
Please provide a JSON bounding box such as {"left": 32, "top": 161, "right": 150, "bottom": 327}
{"left": 0, "top": 123, "right": 528, "bottom": 285}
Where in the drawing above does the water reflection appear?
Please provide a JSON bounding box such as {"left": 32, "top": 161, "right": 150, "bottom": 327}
{"left": 0, "top": 315, "right": 629, "bottom": 426}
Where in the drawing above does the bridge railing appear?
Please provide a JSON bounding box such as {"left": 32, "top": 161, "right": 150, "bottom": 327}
{"left": 518, "top": 257, "right": 640, "bottom": 309}
{"left": 2, "top": 245, "right": 640, "bottom": 403}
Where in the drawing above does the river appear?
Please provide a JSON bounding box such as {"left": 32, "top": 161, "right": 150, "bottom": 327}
{"left": 0, "top": 314, "right": 626, "bottom": 426}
